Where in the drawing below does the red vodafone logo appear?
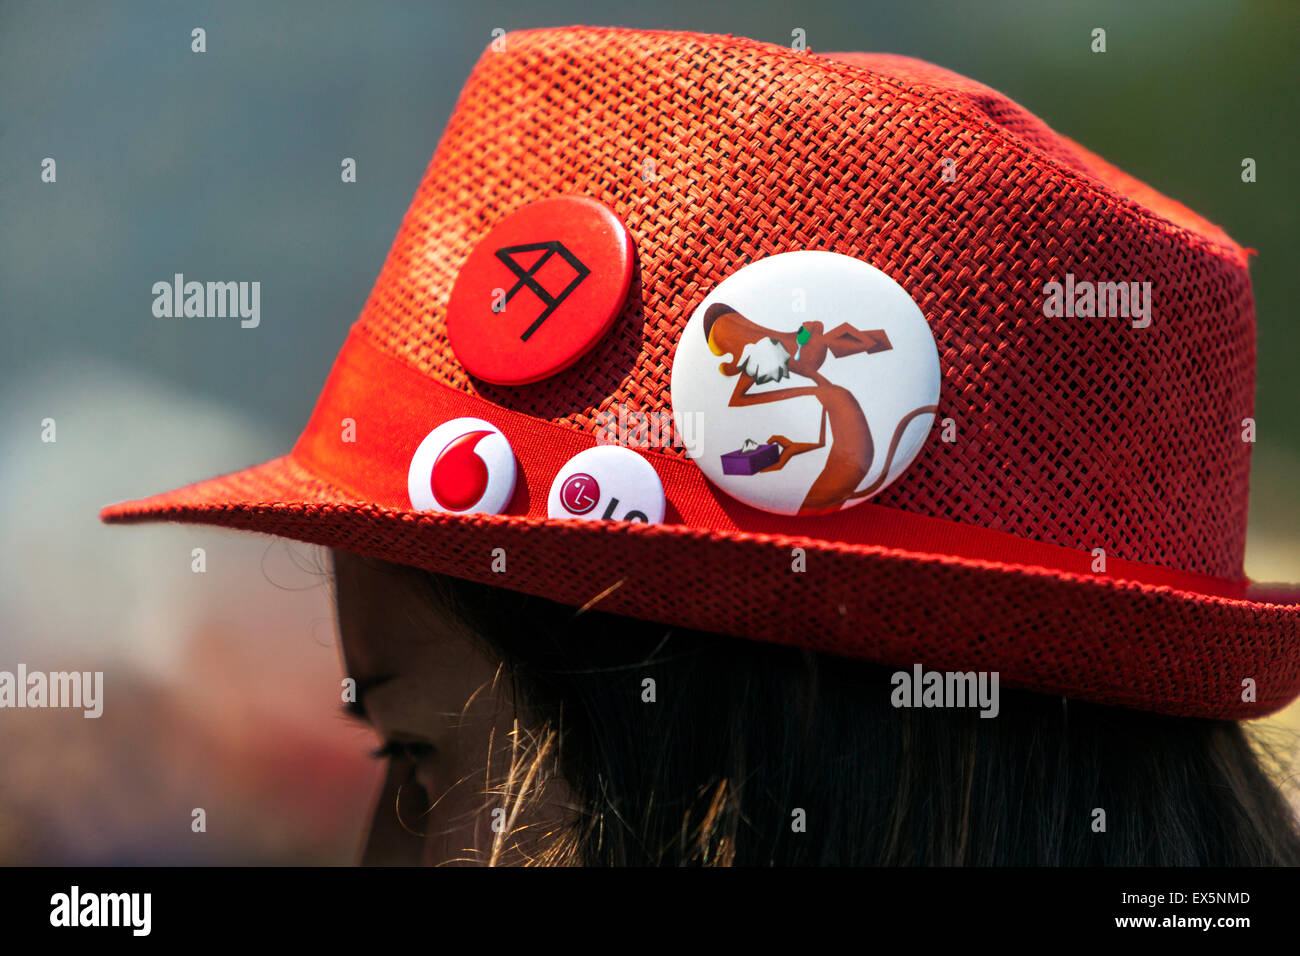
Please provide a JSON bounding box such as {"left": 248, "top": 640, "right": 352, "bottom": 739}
{"left": 429, "top": 430, "right": 493, "bottom": 510}
{"left": 407, "top": 418, "right": 516, "bottom": 514}
{"left": 446, "top": 196, "right": 635, "bottom": 385}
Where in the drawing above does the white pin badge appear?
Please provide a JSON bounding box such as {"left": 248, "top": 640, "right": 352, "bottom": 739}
{"left": 669, "top": 251, "right": 940, "bottom": 516}
{"left": 547, "top": 445, "right": 666, "bottom": 523}
{"left": 408, "top": 417, "right": 517, "bottom": 515}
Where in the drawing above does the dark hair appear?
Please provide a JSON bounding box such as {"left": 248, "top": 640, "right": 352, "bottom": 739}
{"left": 419, "top": 568, "right": 1300, "bottom": 866}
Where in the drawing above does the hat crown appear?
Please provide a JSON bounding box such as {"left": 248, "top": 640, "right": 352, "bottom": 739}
{"left": 353, "top": 25, "right": 1255, "bottom": 580}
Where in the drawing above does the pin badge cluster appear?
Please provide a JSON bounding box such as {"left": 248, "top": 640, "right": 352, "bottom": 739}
{"left": 408, "top": 197, "right": 667, "bottom": 523}
{"left": 415, "top": 212, "right": 939, "bottom": 526}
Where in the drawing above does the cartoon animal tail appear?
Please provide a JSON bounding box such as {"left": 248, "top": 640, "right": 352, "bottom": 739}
{"left": 845, "top": 404, "right": 940, "bottom": 500}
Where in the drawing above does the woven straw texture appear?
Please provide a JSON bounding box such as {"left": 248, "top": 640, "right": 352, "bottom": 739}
{"left": 102, "top": 27, "right": 1299, "bottom": 719}
{"left": 358, "top": 26, "right": 1254, "bottom": 579}
{"left": 105, "top": 461, "right": 1300, "bottom": 719}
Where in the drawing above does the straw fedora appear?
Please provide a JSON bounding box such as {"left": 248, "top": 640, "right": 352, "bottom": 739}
{"left": 102, "top": 26, "right": 1300, "bottom": 720}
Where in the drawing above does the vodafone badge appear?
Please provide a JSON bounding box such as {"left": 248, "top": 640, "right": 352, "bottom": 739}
{"left": 407, "top": 417, "right": 517, "bottom": 515}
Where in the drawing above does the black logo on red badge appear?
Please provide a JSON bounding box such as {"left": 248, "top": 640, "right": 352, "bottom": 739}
{"left": 494, "top": 241, "right": 591, "bottom": 341}
{"left": 446, "top": 196, "right": 635, "bottom": 386}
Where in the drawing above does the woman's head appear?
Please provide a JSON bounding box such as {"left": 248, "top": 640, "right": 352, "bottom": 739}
{"left": 99, "top": 33, "right": 1300, "bottom": 866}
{"left": 333, "top": 550, "right": 568, "bottom": 865}
{"left": 333, "top": 550, "right": 1300, "bottom": 866}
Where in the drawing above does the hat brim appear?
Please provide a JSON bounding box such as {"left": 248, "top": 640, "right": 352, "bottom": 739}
{"left": 101, "top": 449, "right": 1300, "bottom": 721}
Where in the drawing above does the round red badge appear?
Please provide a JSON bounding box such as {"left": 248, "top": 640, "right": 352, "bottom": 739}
{"left": 446, "top": 196, "right": 635, "bottom": 385}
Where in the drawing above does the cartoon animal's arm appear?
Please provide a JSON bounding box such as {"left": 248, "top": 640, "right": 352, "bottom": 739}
{"left": 761, "top": 407, "right": 828, "bottom": 471}
{"left": 822, "top": 324, "right": 892, "bottom": 357}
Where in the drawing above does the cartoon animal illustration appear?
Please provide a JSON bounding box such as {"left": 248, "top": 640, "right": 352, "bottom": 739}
{"left": 704, "top": 302, "right": 938, "bottom": 515}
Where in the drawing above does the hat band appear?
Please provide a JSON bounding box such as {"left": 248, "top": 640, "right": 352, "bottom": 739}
{"left": 292, "top": 330, "right": 1252, "bottom": 602}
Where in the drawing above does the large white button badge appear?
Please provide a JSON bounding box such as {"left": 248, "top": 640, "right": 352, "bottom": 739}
{"left": 669, "top": 251, "right": 940, "bottom": 516}
{"left": 547, "top": 445, "right": 666, "bottom": 523}
{"left": 408, "top": 417, "right": 517, "bottom": 514}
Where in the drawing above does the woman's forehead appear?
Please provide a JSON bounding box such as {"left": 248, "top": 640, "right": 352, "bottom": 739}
{"left": 333, "top": 551, "right": 500, "bottom": 714}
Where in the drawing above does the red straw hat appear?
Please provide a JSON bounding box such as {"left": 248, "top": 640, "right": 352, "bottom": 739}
{"left": 102, "top": 26, "right": 1300, "bottom": 720}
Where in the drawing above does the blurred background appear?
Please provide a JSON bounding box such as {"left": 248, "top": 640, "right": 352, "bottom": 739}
{"left": 1, "top": 0, "right": 1296, "bottom": 863}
